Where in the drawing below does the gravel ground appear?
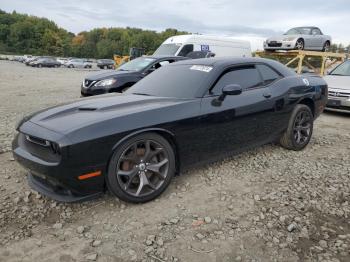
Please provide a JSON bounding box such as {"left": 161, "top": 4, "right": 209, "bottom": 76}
{"left": 0, "top": 60, "right": 349, "bottom": 262}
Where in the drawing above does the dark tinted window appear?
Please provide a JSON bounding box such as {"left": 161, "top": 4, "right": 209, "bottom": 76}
{"left": 125, "top": 64, "right": 211, "bottom": 98}
{"left": 211, "top": 66, "right": 262, "bottom": 95}
{"left": 178, "top": 44, "right": 194, "bottom": 56}
{"left": 256, "top": 64, "right": 280, "bottom": 85}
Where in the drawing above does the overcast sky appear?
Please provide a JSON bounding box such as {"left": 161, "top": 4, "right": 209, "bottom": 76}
{"left": 1, "top": 0, "right": 350, "bottom": 50}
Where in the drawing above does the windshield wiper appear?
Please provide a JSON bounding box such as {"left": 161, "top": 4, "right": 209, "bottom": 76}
{"left": 132, "top": 92, "right": 152, "bottom": 96}
{"left": 118, "top": 69, "right": 129, "bottom": 71}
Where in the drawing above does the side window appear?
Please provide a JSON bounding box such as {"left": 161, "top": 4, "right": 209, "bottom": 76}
{"left": 256, "top": 64, "right": 281, "bottom": 85}
{"left": 211, "top": 66, "right": 262, "bottom": 95}
{"left": 312, "top": 28, "right": 321, "bottom": 35}
{"left": 178, "top": 44, "right": 194, "bottom": 57}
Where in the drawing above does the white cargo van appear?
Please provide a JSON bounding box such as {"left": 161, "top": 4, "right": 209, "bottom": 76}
{"left": 154, "top": 35, "right": 251, "bottom": 58}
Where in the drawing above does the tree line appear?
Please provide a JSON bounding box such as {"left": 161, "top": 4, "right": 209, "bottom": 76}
{"left": 0, "top": 10, "right": 188, "bottom": 58}
{"left": 0, "top": 9, "right": 349, "bottom": 59}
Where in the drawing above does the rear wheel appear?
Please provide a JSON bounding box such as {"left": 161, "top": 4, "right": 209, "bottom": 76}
{"left": 295, "top": 39, "right": 304, "bottom": 50}
{"left": 106, "top": 133, "right": 176, "bottom": 203}
{"left": 68, "top": 64, "right": 74, "bottom": 68}
{"left": 280, "top": 104, "right": 313, "bottom": 151}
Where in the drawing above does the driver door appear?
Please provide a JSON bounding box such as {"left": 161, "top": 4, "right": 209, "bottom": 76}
{"left": 196, "top": 65, "right": 276, "bottom": 162}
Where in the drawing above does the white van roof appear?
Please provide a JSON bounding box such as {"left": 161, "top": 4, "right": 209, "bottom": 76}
{"left": 162, "top": 34, "right": 250, "bottom": 46}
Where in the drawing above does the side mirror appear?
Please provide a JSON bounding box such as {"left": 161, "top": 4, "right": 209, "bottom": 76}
{"left": 212, "top": 84, "right": 242, "bottom": 107}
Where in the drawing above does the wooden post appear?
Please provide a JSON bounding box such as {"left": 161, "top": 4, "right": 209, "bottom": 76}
{"left": 320, "top": 56, "right": 327, "bottom": 75}
{"left": 297, "top": 54, "right": 304, "bottom": 74}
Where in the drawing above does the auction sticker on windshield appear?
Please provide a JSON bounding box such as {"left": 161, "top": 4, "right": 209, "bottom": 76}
{"left": 190, "top": 65, "right": 213, "bottom": 72}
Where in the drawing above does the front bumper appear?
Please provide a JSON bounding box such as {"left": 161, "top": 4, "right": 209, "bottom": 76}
{"left": 325, "top": 90, "right": 350, "bottom": 113}
{"left": 28, "top": 173, "right": 102, "bottom": 202}
{"left": 264, "top": 40, "right": 296, "bottom": 50}
{"left": 325, "top": 96, "right": 350, "bottom": 113}
{"left": 12, "top": 122, "right": 106, "bottom": 202}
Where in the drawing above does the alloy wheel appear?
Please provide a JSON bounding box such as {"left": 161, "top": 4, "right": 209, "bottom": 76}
{"left": 116, "top": 139, "right": 169, "bottom": 197}
{"left": 293, "top": 110, "right": 312, "bottom": 145}
{"left": 295, "top": 40, "right": 304, "bottom": 50}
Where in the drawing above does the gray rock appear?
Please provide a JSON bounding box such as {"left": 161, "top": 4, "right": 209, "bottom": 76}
{"left": 77, "top": 226, "right": 85, "bottom": 234}
{"left": 53, "top": 223, "right": 63, "bottom": 230}
{"left": 92, "top": 240, "right": 101, "bottom": 247}
{"left": 204, "top": 216, "right": 212, "bottom": 223}
{"left": 196, "top": 233, "right": 205, "bottom": 240}
{"left": 86, "top": 253, "right": 97, "bottom": 261}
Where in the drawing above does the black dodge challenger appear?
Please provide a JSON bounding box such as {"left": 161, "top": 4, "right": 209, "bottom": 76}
{"left": 13, "top": 57, "right": 328, "bottom": 203}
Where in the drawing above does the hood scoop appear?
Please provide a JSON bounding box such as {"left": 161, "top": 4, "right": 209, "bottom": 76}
{"left": 78, "top": 107, "right": 97, "bottom": 111}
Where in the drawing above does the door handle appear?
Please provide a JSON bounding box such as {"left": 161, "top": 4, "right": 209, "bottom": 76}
{"left": 263, "top": 93, "right": 271, "bottom": 98}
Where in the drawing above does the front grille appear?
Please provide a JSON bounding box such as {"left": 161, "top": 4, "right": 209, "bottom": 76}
{"left": 328, "top": 91, "right": 350, "bottom": 99}
{"left": 268, "top": 42, "right": 282, "bottom": 47}
{"left": 19, "top": 133, "right": 61, "bottom": 163}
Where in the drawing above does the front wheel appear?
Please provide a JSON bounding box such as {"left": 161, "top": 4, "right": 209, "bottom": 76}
{"left": 106, "top": 133, "right": 176, "bottom": 203}
{"left": 280, "top": 104, "right": 313, "bottom": 151}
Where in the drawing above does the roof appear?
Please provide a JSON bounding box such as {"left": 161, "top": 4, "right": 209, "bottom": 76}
{"left": 162, "top": 34, "right": 250, "bottom": 45}
{"left": 172, "top": 57, "right": 269, "bottom": 66}
{"left": 171, "top": 57, "right": 296, "bottom": 76}
{"left": 142, "top": 55, "right": 189, "bottom": 60}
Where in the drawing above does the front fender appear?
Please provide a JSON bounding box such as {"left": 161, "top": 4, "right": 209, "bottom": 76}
{"left": 110, "top": 128, "right": 176, "bottom": 152}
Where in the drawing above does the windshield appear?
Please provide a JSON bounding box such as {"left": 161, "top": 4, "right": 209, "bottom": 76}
{"left": 153, "top": 44, "right": 181, "bottom": 56}
{"left": 117, "top": 57, "right": 156, "bottom": 71}
{"left": 330, "top": 61, "right": 350, "bottom": 76}
{"left": 125, "top": 64, "right": 212, "bottom": 98}
{"left": 284, "top": 27, "right": 311, "bottom": 35}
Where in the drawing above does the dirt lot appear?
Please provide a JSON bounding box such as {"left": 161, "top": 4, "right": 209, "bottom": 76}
{"left": 0, "top": 60, "right": 349, "bottom": 262}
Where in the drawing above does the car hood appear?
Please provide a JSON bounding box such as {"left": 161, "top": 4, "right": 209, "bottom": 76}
{"left": 26, "top": 94, "right": 197, "bottom": 141}
{"left": 266, "top": 35, "right": 300, "bottom": 42}
{"left": 85, "top": 70, "right": 138, "bottom": 81}
{"left": 323, "top": 75, "right": 350, "bottom": 91}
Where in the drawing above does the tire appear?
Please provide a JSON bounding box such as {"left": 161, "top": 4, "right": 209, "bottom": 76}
{"left": 106, "top": 133, "right": 176, "bottom": 203}
{"left": 322, "top": 41, "right": 330, "bottom": 52}
{"left": 38, "top": 64, "right": 42, "bottom": 68}
{"left": 104, "top": 65, "right": 107, "bottom": 69}
{"left": 295, "top": 39, "right": 304, "bottom": 50}
{"left": 280, "top": 104, "right": 314, "bottom": 151}
{"left": 68, "top": 64, "right": 73, "bottom": 68}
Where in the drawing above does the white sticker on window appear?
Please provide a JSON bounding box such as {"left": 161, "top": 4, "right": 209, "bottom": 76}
{"left": 190, "top": 65, "right": 213, "bottom": 72}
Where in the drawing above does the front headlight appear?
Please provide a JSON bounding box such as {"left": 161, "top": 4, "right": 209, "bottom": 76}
{"left": 94, "top": 78, "right": 117, "bottom": 87}
{"left": 283, "top": 37, "right": 296, "bottom": 41}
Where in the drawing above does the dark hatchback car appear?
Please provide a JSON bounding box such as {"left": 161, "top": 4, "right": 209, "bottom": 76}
{"left": 30, "top": 57, "right": 61, "bottom": 68}
{"left": 81, "top": 56, "right": 188, "bottom": 96}
{"left": 97, "top": 59, "right": 115, "bottom": 69}
{"left": 13, "top": 58, "right": 327, "bottom": 203}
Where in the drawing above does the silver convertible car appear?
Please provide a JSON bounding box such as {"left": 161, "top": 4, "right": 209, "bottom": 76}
{"left": 324, "top": 60, "right": 350, "bottom": 113}
{"left": 264, "top": 27, "right": 331, "bottom": 52}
